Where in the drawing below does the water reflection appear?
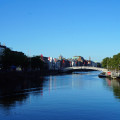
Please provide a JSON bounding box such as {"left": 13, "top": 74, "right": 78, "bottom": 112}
{"left": 103, "top": 78, "right": 120, "bottom": 99}
{"left": 0, "top": 76, "right": 44, "bottom": 109}
{"left": 1, "top": 72, "right": 120, "bottom": 111}
{"left": 45, "top": 74, "right": 86, "bottom": 92}
{"left": 1, "top": 72, "right": 120, "bottom": 120}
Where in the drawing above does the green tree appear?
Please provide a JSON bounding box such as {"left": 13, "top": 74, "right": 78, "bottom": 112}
{"left": 2, "top": 48, "right": 28, "bottom": 69}
{"left": 101, "top": 57, "right": 110, "bottom": 68}
{"left": 102, "top": 53, "right": 120, "bottom": 70}
{"left": 31, "top": 56, "right": 44, "bottom": 70}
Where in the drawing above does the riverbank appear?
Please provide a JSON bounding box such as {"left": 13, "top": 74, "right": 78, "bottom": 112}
{"left": 0, "top": 68, "right": 97, "bottom": 80}
{"left": 0, "top": 70, "right": 61, "bottom": 80}
{"left": 99, "top": 71, "right": 120, "bottom": 79}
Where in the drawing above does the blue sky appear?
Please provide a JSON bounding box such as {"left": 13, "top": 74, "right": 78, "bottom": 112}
{"left": 0, "top": 0, "right": 120, "bottom": 62}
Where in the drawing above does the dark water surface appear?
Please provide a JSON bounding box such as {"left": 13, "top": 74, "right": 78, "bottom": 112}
{"left": 0, "top": 71, "right": 120, "bottom": 120}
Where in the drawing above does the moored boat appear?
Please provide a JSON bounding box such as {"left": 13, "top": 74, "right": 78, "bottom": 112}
{"left": 98, "top": 72, "right": 106, "bottom": 78}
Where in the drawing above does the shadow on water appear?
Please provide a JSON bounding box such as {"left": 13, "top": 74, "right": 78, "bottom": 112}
{"left": 101, "top": 77, "right": 120, "bottom": 100}
{"left": 0, "top": 73, "right": 45, "bottom": 109}
{"left": 0, "top": 71, "right": 97, "bottom": 109}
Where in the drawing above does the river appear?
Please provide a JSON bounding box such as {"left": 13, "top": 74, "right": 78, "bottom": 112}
{"left": 0, "top": 71, "right": 120, "bottom": 120}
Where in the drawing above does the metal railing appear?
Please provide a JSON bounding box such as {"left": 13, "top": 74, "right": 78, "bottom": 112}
{"left": 63, "top": 66, "right": 107, "bottom": 72}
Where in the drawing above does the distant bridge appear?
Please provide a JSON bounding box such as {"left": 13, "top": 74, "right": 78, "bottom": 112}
{"left": 62, "top": 66, "right": 107, "bottom": 72}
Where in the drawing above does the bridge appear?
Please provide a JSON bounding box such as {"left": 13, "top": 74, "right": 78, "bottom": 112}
{"left": 62, "top": 66, "right": 107, "bottom": 72}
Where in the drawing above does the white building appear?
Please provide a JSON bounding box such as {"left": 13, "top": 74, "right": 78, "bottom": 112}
{"left": 48, "top": 57, "right": 55, "bottom": 70}
{"left": 72, "top": 61, "right": 77, "bottom": 67}
{"left": 48, "top": 57, "right": 62, "bottom": 70}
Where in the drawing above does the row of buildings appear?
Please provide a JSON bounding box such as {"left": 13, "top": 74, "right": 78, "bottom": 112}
{"left": 42, "top": 55, "right": 101, "bottom": 70}
{"left": 0, "top": 44, "right": 101, "bottom": 71}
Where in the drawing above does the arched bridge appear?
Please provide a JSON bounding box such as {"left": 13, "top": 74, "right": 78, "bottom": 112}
{"left": 62, "top": 66, "right": 107, "bottom": 72}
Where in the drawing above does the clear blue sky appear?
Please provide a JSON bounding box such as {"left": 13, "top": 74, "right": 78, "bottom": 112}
{"left": 0, "top": 0, "right": 120, "bottom": 62}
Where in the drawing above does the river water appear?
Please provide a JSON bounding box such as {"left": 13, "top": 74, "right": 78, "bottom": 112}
{"left": 0, "top": 71, "right": 120, "bottom": 120}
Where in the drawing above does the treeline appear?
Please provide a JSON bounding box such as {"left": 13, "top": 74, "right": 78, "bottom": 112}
{"left": 102, "top": 53, "right": 120, "bottom": 70}
{"left": 1, "top": 48, "right": 45, "bottom": 70}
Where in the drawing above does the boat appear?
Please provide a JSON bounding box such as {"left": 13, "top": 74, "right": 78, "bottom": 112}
{"left": 98, "top": 72, "right": 106, "bottom": 78}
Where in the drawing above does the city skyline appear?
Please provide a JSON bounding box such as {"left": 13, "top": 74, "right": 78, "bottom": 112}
{"left": 0, "top": 0, "right": 120, "bottom": 62}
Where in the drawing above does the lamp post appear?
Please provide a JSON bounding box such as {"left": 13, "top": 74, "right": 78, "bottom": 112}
{"left": 107, "top": 59, "right": 108, "bottom": 70}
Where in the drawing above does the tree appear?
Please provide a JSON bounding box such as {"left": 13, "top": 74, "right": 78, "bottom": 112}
{"left": 31, "top": 56, "right": 44, "bottom": 70}
{"left": 102, "top": 53, "right": 120, "bottom": 70}
{"left": 1, "top": 48, "right": 28, "bottom": 70}
{"left": 101, "top": 57, "right": 110, "bottom": 68}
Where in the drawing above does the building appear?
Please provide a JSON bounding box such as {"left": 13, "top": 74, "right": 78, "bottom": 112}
{"left": 48, "top": 57, "right": 55, "bottom": 70}
{"left": 91, "top": 61, "right": 97, "bottom": 67}
{"left": 87, "top": 60, "right": 97, "bottom": 67}
{"left": 55, "top": 60, "right": 61, "bottom": 70}
{"left": 72, "top": 60, "right": 77, "bottom": 67}
{"left": 43, "top": 56, "right": 49, "bottom": 70}
{"left": 72, "top": 56, "right": 85, "bottom": 66}
{"left": 59, "top": 55, "right": 63, "bottom": 60}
